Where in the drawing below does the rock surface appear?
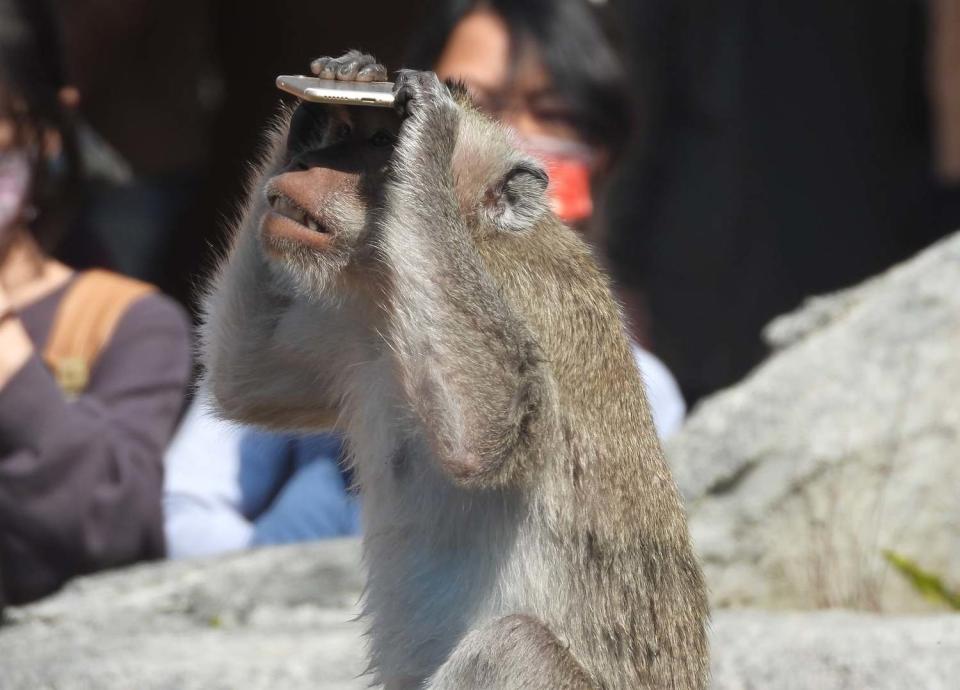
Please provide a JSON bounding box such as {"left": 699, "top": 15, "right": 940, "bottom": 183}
{"left": 709, "top": 609, "right": 960, "bottom": 690}
{"left": 2, "top": 541, "right": 959, "bottom": 690}
{"left": 667, "top": 232, "right": 960, "bottom": 612}
{"left": 0, "top": 541, "right": 367, "bottom": 690}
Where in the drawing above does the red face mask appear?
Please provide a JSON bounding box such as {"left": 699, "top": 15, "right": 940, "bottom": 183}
{"left": 519, "top": 135, "right": 595, "bottom": 224}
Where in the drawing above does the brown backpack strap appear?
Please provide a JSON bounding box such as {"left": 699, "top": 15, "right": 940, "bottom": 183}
{"left": 43, "top": 269, "right": 155, "bottom": 397}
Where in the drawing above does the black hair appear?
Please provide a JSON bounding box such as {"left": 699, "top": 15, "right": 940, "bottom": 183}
{"left": 406, "top": 0, "right": 635, "bottom": 167}
{"left": 0, "top": 0, "right": 81, "bottom": 250}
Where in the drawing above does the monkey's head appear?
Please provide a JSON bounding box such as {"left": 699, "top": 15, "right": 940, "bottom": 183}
{"left": 256, "top": 80, "right": 559, "bottom": 306}
{"left": 257, "top": 98, "right": 399, "bottom": 296}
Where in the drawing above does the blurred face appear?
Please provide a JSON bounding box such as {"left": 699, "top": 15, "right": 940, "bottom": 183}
{"left": 435, "top": 9, "right": 601, "bottom": 225}
{"left": 0, "top": 86, "right": 33, "bottom": 154}
{"left": 0, "top": 91, "right": 32, "bottom": 237}
{"left": 435, "top": 9, "right": 580, "bottom": 144}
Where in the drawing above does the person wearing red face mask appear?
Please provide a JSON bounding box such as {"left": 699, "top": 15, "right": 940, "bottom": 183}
{"left": 407, "top": 0, "right": 686, "bottom": 437}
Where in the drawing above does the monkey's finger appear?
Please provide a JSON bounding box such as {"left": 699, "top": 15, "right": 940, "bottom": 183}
{"left": 337, "top": 53, "right": 376, "bottom": 81}
{"left": 356, "top": 63, "right": 388, "bottom": 82}
{"left": 310, "top": 57, "right": 333, "bottom": 76}
{"left": 312, "top": 57, "right": 341, "bottom": 80}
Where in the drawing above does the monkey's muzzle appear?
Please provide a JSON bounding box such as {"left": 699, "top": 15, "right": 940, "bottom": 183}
{"left": 262, "top": 191, "right": 333, "bottom": 251}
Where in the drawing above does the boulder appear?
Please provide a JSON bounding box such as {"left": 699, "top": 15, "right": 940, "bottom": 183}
{"left": 0, "top": 540, "right": 368, "bottom": 690}
{"left": 2, "top": 542, "right": 958, "bottom": 689}
{"left": 710, "top": 609, "right": 960, "bottom": 690}
{"left": 667, "top": 232, "right": 960, "bottom": 612}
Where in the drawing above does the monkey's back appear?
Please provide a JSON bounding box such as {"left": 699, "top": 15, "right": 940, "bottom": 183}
{"left": 528, "top": 432, "right": 711, "bottom": 689}
{"left": 483, "top": 221, "right": 710, "bottom": 687}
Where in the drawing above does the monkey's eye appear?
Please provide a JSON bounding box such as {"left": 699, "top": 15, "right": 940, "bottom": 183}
{"left": 369, "top": 129, "right": 395, "bottom": 147}
{"left": 335, "top": 122, "right": 352, "bottom": 141}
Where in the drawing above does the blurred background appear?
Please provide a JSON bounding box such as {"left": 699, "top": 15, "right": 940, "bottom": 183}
{"left": 2, "top": 2, "right": 959, "bottom": 685}
{"left": 49, "top": 0, "right": 960, "bottom": 405}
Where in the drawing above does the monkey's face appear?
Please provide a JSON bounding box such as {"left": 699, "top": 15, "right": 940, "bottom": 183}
{"left": 259, "top": 101, "right": 400, "bottom": 295}
{"left": 257, "top": 85, "right": 563, "bottom": 326}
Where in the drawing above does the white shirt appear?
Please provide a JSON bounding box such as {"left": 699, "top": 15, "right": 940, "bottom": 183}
{"left": 632, "top": 344, "right": 687, "bottom": 439}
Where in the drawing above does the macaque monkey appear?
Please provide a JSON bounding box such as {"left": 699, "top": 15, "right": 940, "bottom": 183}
{"left": 202, "top": 51, "right": 709, "bottom": 689}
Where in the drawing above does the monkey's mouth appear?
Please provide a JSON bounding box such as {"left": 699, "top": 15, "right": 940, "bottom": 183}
{"left": 267, "top": 193, "right": 328, "bottom": 234}
{"left": 262, "top": 192, "right": 333, "bottom": 251}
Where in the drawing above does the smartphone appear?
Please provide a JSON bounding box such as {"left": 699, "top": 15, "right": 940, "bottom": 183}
{"left": 276, "top": 75, "right": 395, "bottom": 108}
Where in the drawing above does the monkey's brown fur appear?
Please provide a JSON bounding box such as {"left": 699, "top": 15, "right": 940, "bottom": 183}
{"left": 202, "top": 53, "right": 709, "bottom": 689}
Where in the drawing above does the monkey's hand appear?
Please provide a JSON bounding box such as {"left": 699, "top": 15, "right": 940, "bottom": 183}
{"left": 310, "top": 50, "right": 388, "bottom": 82}
{"left": 391, "top": 70, "right": 459, "bottom": 190}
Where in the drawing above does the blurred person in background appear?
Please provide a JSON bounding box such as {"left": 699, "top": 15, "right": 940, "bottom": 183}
{"left": 0, "top": 0, "right": 190, "bottom": 607}
{"left": 164, "top": 400, "right": 357, "bottom": 559}
{"left": 165, "top": 0, "right": 685, "bottom": 560}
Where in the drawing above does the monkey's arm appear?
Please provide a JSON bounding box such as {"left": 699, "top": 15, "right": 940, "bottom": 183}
{"left": 201, "top": 208, "right": 338, "bottom": 431}
{"left": 379, "top": 72, "right": 557, "bottom": 488}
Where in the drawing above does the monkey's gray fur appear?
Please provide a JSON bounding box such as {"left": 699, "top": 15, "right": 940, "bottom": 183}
{"left": 201, "top": 52, "right": 709, "bottom": 690}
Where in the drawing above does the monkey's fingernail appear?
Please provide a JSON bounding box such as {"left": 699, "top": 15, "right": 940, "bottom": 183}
{"left": 357, "top": 64, "right": 387, "bottom": 82}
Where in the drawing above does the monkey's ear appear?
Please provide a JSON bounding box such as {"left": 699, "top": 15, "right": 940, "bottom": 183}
{"left": 486, "top": 163, "right": 550, "bottom": 232}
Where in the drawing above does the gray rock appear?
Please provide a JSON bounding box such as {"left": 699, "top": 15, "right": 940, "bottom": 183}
{"left": 667, "top": 232, "right": 960, "bottom": 612}
{"left": 710, "top": 609, "right": 960, "bottom": 690}
{"left": 3, "top": 544, "right": 959, "bottom": 689}
{"left": 0, "top": 540, "right": 369, "bottom": 690}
